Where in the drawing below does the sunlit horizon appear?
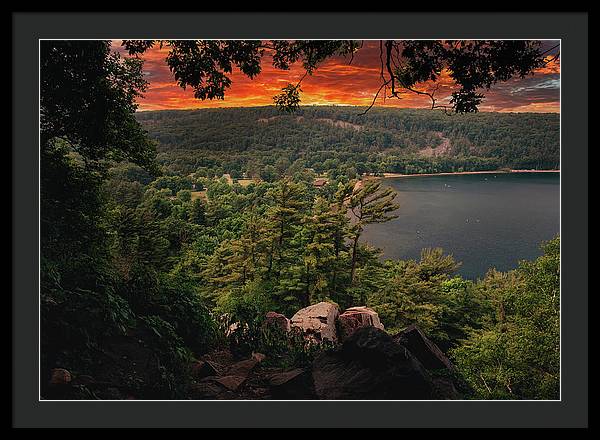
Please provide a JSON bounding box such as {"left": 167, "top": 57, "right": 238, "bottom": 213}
{"left": 113, "top": 40, "right": 560, "bottom": 114}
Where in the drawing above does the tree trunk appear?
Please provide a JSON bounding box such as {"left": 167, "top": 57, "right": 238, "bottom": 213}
{"left": 303, "top": 264, "right": 311, "bottom": 307}
{"left": 350, "top": 234, "right": 360, "bottom": 285}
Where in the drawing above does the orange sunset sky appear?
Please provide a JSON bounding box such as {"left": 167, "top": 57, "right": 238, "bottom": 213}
{"left": 112, "top": 40, "right": 560, "bottom": 113}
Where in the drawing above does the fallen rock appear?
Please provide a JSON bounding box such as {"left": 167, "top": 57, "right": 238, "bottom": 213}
{"left": 214, "top": 375, "right": 247, "bottom": 391}
{"left": 269, "top": 368, "right": 316, "bottom": 399}
{"left": 337, "top": 306, "right": 384, "bottom": 341}
{"left": 226, "top": 357, "right": 259, "bottom": 377}
{"left": 188, "top": 381, "right": 234, "bottom": 399}
{"left": 190, "top": 354, "right": 263, "bottom": 397}
{"left": 312, "top": 326, "right": 433, "bottom": 399}
{"left": 264, "top": 311, "right": 291, "bottom": 332}
{"left": 190, "top": 360, "right": 221, "bottom": 380}
{"left": 291, "top": 301, "right": 340, "bottom": 343}
{"left": 393, "top": 324, "right": 455, "bottom": 371}
{"left": 50, "top": 368, "right": 72, "bottom": 385}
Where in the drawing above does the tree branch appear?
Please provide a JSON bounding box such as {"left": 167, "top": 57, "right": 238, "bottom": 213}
{"left": 359, "top": 79, "right": 391, "bottom": 115}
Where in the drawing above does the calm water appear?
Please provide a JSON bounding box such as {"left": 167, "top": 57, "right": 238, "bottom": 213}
{"left": 361, "top": 173, "right": 560, "bottom": 279}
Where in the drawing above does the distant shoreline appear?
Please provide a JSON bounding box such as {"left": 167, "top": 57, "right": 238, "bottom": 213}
{"left": 136, "top": 105, "right": 560, "bottom": 115}
{"left": 376, "top": 169, "right": 560, "bottom": 179}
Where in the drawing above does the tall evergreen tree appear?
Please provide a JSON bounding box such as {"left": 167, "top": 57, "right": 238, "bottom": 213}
{"left": 298, "top": 197, "right": 341, "bottom": 306}
{"left": 348, "top": 180, "right": 399, "bottom": 284}
{"left": 264, "top": 179, "right": 307, "bottom": 278}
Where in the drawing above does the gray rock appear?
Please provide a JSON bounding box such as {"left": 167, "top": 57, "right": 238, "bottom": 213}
{"left": 269, "top": 368, "right": 315, "bottom": 399}
{"left": 312, "top": 326, "right": 433, "bottom": 400}
{"left": 337, "top": 306, "right": 384, "bottom": 341}
{"left": 291, "top": 302, "right": 340, "bottom": 343}
{"left": 264, "top": 311, "right": 291, "bottom": 332}
{"left": 393, "top": 324, "right": 455, "bottom": 371}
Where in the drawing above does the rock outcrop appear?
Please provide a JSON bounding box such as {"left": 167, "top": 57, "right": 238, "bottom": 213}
{"left": 190, "top": 360, "right": 221, "bottom": 380}
{"left": 393, "top": 324, "right": 455, "bottom": 371}
{"left": 337, "top": 306, "right": 384, "bottom": 341}
{"left": 43, "top": 304, "right": 463, "bottom": 400}
{"left": 290, "top": 302, "right": 340, "bottom": 343}
{"left": 264, "top": 311, "right": 291, "bottom": 332}
{"left": 268, "top": 368, "right": 316, "bottom": 399}
{"left": 312, "top": 326, "right": 433, "bottom": 399}
{"left": 189, "top": 353, "right": 266, "bottom": 398}
{"left": 393, "top": 325, "right": 460, "bottom": 399}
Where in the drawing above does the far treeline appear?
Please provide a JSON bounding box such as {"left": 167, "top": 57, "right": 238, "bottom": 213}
{"left": 137, "top": 106, "right": 560, "bottom": 179}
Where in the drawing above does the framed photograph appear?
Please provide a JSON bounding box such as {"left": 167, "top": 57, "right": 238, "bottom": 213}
{"left": 12, "top": 11, "right": 588, "bottom": 428}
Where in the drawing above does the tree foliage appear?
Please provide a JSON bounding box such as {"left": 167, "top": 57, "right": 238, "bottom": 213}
{"left": 451, "top": 237, "right": 560, "bottom": 399}
{"left": 40, "top": 41, "right": 216, "bottom": 398}
{"left": 348, "top": 180, "right": 399, "bottom": 283}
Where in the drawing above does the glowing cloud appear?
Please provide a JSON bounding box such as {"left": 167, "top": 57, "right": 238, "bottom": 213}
{"left": 113, "top": 40, "right": 560, "bottom": 113}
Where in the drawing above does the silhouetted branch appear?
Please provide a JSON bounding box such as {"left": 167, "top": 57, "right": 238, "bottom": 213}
{"left": 359, "top": 79, "right": 391, "bottom": 115}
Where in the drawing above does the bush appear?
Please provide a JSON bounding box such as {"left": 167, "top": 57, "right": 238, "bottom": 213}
{"left": 218, "top": 287, "right": 333, "bottom": 368}
{"left": 149, "top": 274, "right": 222, "bottom": 355}
{"left": 140, "top": 315, "right": 193, "bottom": 396}
{"left": 224, "top": 316, "right": 333, "bottom": 369}
{"left": 41, "top": 281, "right": 135, "bottom": 388}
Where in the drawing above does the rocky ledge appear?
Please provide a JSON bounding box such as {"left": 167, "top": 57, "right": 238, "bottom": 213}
{"left": 44, "top": 302, "right": 463, "bottom": 400}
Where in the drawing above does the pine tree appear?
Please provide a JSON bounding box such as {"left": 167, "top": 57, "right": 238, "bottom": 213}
{"left": 329, "top": 182, "right": 354, "bottom": 295}
{"left": 264, "top": 178, "right": 307, "bottom": 278}
{"left": 204, "top": 207, "right": 271, "bottom": 288}
{"left": 299, "top": 197, "right": 340, "bottom": 306}
{"left": 189, "top": 198, "right": 206, "bottom": 225}
{"left": 348, "top": 179, "right": 399, "bottom": 284}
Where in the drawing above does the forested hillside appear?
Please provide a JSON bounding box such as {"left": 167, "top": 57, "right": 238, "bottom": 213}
{"left": 137, "top": 106, "right": 560, "bottom": 177}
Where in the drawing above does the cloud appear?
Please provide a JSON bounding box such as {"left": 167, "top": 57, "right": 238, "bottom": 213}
{"left": 111, "top": 40, "right": 559, "bottom": 113}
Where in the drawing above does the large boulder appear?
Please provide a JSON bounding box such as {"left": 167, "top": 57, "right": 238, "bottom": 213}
{"left": 264, "top": 311, "right": 291, "bottom": 332}
{"left": 290, "top": 302, "right": 340, "bottom": 343}
{"left": 337, "top": 306, "right": 384, "bottom": 341}
{"left": 393, "top": 324, "right": 455, "bottom": 372}
{"left": 311, "top": 326, "right": 433, "bottom": 399}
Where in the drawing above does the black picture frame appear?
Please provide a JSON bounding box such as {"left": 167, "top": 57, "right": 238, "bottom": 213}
{"left": 12, "top": 11, "right": 588, "bottom": 428}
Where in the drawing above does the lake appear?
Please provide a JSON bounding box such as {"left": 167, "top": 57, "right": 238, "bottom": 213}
{"left": 361, "top": 172, "right": 560, "bottom": 279}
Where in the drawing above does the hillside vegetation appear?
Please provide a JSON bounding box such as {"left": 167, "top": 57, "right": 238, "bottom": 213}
{"left": 137, "top": 106, "right": 560, "bottom": 177}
